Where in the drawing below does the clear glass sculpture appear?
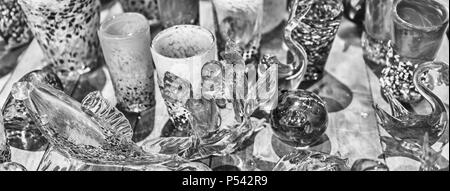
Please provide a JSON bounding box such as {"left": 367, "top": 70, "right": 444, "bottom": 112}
{"left": 289, "top": 0, "right": 343, "bottom": 87}
{"left": 270, "top": 90, "right": 328, "bottom": 148}
{"left": 374, "top": 61, "right": 449, "bottom": 170}
{"left": 0, "top": 162, "right": 27, "bottom": 171}
{"left": 2, "top": 67, "right": 63, "bottom": 151}
{"left": 98, "top": 13, "right": 156, "bottom": 113}
{"left": 17, "top": 0, "right": 101, "bottom": 79}
{"left": 262, "top": 0, "right": 308, "bottom": 91}
{"left": 9, "top": 80, "right": 194, "bottom": 171}
{"left": 351, "top": 159, "right": 389, "bottom": 171}
{"left": 273, "top": 150, "right": 349, "bottom": 171}
{"left": 149, "top": 29, "right": 272, "bottom": 159}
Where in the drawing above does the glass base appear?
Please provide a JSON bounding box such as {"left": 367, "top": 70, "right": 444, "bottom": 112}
{"left": 362, "top": 32, "right": 389, "bottom": 77}
{"left": 122, "top": 107, "right": 156, "bottom": 143}
{"left": 271, "top": 134, "right": 331, "bottom": 158}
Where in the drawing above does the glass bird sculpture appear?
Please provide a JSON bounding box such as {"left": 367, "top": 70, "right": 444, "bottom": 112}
{"left": 373, "top": 61, "right": 449, "bottom": 170}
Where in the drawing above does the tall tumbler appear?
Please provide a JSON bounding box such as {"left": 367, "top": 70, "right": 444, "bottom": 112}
{"left": 391, "top": 0, "right": 449, "bottom": 64}
{"left": 98, "top": 13, "right": 155, "bottom": 113}
{"left": 211, "top": 0, "right": 263, "bottom": 63}
{"left": 151, "top": 25, "right": 217, "bottom": 132}
{"left": 157, "top": 0, "right": 199, "bottom": 28}
{"left": 17, "top": 0, "right": 101, "bottom": 77}
{"left": 290, "top": 0, "right": 343, "bottom": 87}
{"left": 362, "top": 0, "right": 394, "bottom": 73}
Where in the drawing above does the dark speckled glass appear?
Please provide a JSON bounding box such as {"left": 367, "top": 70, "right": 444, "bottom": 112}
{"left": 17, "top": 0, "right": 101, "bottom": 76}
{"left": 99, "top": 13, "right": 155, "bottom": 113}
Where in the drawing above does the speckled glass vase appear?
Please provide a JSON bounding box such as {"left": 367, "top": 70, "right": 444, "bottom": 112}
{"left": 17, "top": 0, "right": 101, "bottom": 76}
{"left": 290, "top": 0, "right": 343, "bottom": 87}
{"left": 99, "top": 13, "right": 155, "bottom": 113}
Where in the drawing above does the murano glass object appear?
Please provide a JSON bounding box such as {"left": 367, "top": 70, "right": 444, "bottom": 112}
{"left": 9, "top": 80, "right": 207, "bottom": 171}
{"left": 362, "top": 0, "right": 393, "bottom": 73}
{"left": 2, "top": 67, "right": 63, "bottom": 151}
{"left": 271, "top": 90, "right": 328, "bottom": 148}
{"left": 289, "top": 0, "right": 343, "bottom": 87}
{"left": 17, "top": 0, "right": 101, "bottom": 77}
{"left": 391, "top": 0, "right": 449, "bottom": 65}
{"left": 374, "top": 61, "right": 449, "bottom": 171}
{"left": 211, "top": 0, "right": 263, "bottom": 63}
{"left": 99, "top": 12, "right": 155, "bottom": 113}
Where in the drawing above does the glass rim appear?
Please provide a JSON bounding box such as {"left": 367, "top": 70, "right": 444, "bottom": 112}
{"left": 292, "top": 0, "right": 344, "bottom": 22}
{"left": 393, "top": 0, "right": 449, "bottom": 31}
{"left": 98, "top": 12, "right": 150, "bottom": 40}
{"left": 150, "top": 25, "right": 216, "bottom": 61}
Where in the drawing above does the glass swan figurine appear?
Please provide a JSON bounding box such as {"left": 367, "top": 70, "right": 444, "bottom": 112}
{"left": 373, "top": 61, "right": 449, "bottom": 170}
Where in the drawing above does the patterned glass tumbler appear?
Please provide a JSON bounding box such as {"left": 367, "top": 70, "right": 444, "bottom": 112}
{"left": 17, "top": 0, "right": 101, "bottom": 76}
{"left": 290, "top": 0, "right": 343, "bottom": 87}
{"left": 99, "top": 13, "right": 155, "bottom": 113}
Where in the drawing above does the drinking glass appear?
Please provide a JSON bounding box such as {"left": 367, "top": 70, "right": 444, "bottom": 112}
{"left": 289, "top": 0, "right": 343, "bottom": 87}
{"left": 211, "top": 0, "right": 263, "bottom": 62}
{"left": 151, "top": 25, "right": 217, "bottom": 131}
{"left": 99, "top": 12, "right": 155, "bottom": 113}
{"left": 362, "top": 0, "right": 394, "bottom": 72}
{"left": 157, "top": 0, "right": 199, "bottom": 28}
{"left": 119, "top": 0, "right": 159, "bottom": 23}
{"left": 270, "top": 90, "right": 328, "bottom": 148}
{"left": 17, "top": 0, "right": 101, "bottom": 76}
{"left": 391, "top": 0, "right": 449, "bottom": 64}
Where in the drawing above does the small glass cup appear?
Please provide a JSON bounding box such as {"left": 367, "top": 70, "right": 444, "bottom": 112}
{"left": 157, "top": 0, "right": 199, "bottom": 28}
{"left": 362, "top": 0, "right": 394, "bottom": 72}
{"left": 151, "top": 25, "right": 217, "bottom": 131}
{"left": 211, "top": 0, "right": 263, "bottom": 62}
{"left": 98, "top": 13, "right": 155, "bottom": 113}
{"left": 17, "top": 0, "right": 101, "bottom": 76}
{"left": 289, "top": 0, "right": 343, "bottom": 87}
{"left": 391, "top": 0, "right": 449, "bottom": 65}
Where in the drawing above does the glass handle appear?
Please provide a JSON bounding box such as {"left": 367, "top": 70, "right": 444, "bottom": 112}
{"left": 284, "top": 0, "right": 308, "bottom": 82}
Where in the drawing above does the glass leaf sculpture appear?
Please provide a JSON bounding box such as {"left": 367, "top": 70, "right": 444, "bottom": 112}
{"left": 273, "top": 150, "right": 349, "bottom": 171}
{"left": 10, "top": 80, "right": 191, "bottom": 171}
{"left": 374, "top": 61, "right": 449, "bottom": 170}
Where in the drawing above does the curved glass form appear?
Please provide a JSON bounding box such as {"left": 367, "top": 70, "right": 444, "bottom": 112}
{"left": 9, "top": 80, "right": 188, "bottom": 171}
{"left": 271, "top": 90, "right": 328, "bottom": 148}
{"left": 374, "top": 61, "right": 449, "bottom": 171}
{"left": 273, "top": 150, "right": 349, "bottom": 171}
{"left": 1, "top": 67, "right": 63, "bottom": 151}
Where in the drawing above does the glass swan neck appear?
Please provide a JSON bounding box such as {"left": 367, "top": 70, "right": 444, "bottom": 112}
{"left": 283, "top": 0, "right": 308, "bottom": 82}
{"left": 413, "top": 61, "right": 449, "bottom": 119}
